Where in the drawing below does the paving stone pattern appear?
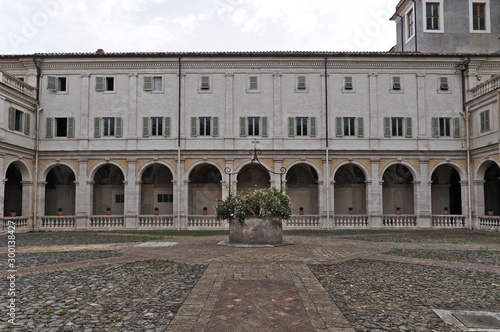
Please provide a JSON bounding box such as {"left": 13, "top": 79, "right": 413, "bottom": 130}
{"left": 0, "top": 229, "right": 499, "bottom": 331}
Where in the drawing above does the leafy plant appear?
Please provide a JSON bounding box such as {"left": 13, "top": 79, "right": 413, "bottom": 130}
{"left": 215, "top": 187, "right": 292, "bottom": 223}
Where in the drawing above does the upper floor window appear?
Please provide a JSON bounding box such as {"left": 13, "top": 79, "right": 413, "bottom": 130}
{"left": 240, "top": 117, "right": 267, "bottom": 137}
{"left": 46, "top": 117, "right": 75, "bottom": 138}
{"left": 480, "top": 110, "right": 491, "bottom": 133}
{"left": 94, "top": 117, "right": 122, "bottom": 137}
{"left": 470, "top": 1, "right": 490, "bottom": 33}
{"left": 296, "top": 76, "right": 307, "bottom": 91}
{"left": 384, "top": 117, "right": 412, "bottom": 138}
{"left": 336, "top": 117, "right": 364, "bottom": 137}
{"left": 407, "top": 8, "right": 415, "bottom": 40}
{"left": 392, "top": 76, "right": 402, "bottom": 91}
{"left": 143, "top": 117, "right": 171, "bottom": 137}
{"left": 96, "top": 77, "right": 115, "bottom": 92}
{"left": 288, "top": 117, "right": 316, "bottom": 137}
{"left": 426, "top": 3, "right": 440, "bottom": 30}
{"left": 47, "top": 76, "right": 67, "bottom": 92}
{"left": 8, "top": 107, "right": 30, "bottom": 135}
{"left": 432, "top": 117, "right": 460, "bottom": 138}
{"left": 200, "top": 76, "right": 211, "bottom": 91}
{"left": 343, "top": 76, "right": 354, "bottom": 91}
{"left": 190, "top": 117, "right": 218, "bottom": 137}
{"left": 439, "top": 77, "right": 449, "bottom": 91}
{"left": 144, "top": 76, "right": 163, "bottom": 92}
{"left": 247, "top": 75, "right": 259, "bottom": 92}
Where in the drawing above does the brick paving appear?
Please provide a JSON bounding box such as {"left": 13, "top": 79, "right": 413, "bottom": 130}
{"left": 1, "top": 231, "right": 500, "bottom": 331}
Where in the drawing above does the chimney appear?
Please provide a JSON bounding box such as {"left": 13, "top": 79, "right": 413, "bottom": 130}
{"left": 96, "top": 49, "right": 105, "bottom": 55}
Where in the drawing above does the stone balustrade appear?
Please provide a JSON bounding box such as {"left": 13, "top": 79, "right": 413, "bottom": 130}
{"left": 471, "top": 74, "right": 500, "bottom": 98}
{"left": 0, "top": 70, "right": 36, "bottom": 97}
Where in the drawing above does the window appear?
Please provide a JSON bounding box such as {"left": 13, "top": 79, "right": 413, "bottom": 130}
{"left": 296, "top": 76, "right": 307, "bottom": 91}
{"left": 115, "top": 194, "right": 125, "bottom": 203}
{"left": 96, "top": 77, "right": 115, "bottom": 92}
{"left": 439, "top": 77, "right": 449, "bottom": 91}
{"left": 343, "top": 76, "right": 353, "bottom": 90}
{"left": 480, "top": 110, "right": 490, "bottom": 133}
{"left": 426, "top": 3, "right": 440, "bottom": 30}
{"left": 392, "top": 76, "right": 402, "bottom": 91}
{"left": 248, "top": 75, "right": 259, "bottom": 92}
{"left": 384, "top": 117, "right": 412, "bottom": 138}
{"left": 46, "top": 117, "right": 75, "bottom": 138}
{"left": 470, "top": 1, "right": 490, "bottom": 33}
{"left": 190, "top": 117, "right": 219, "bottom": 137}
{"left": 47, "top": 76, "right": 67, "bottom": 92}
{"left": 472, "top": 3, "right": 486, "bottom": 30}
{"left": 200, "top": 76, "right": 211, "bottom": 91}
{"left": 432, "top": 117, "right": 460, "bottom": 138}
{"left": 94, "top": 117, "right": 123, "bottom": 137}
{"left": 8, "top": 107, "right": 30, "bottom": 135}
{"left": 288, "top": 117, "right": 316, "bottom": 137}
{"left": 143, "top": 76, "right": 162, "bottom": 92}
{"left": 336, "top": 117, "right": 364, "bottom": 137}
{"left": 158, "top": 194, "right": 173, "bottom": 203}
{"left": 240, "top": 117, "right": 268, "bottom": 137}
{"left": 142, "top": 117, "right": 171, "bottom": 137}
{"left": 407, "top": 8, "right": 415, "bottom": 40}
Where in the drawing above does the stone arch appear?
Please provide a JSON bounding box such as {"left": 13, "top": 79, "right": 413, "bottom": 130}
{"left": 92, "top": 163, "right": 125, "bottom": 215}
{"left": 187, "top": 162, "right": 222, "bottom": 215}
{"left": 333, "top": 163, "right": 367, "bottom": 215}
{"left": 44, "top": 164, "right": 77, "bottom": 216}
{"left": 332, "top": 160, "right": 371, "bottom": 183}
{"left": 483, "top": 162, "right": 500, "bottom": 215}
{"left": 429, "top": 162, "right": 465, "bottom": 215}
{"left": 4, "top": 158, "right": 32, "bottom": 180}
{"left": 236, "top": 162, "right": 271, "bottom": 192}
{"left": 137, "top": 160, "right": 176, "bottom": 182}
{"left": 286, "top": 163, "right": 319, "bottom": 215}
{"left": 4, "top": 161, "right": 30, "bottom": 217}
{"left": 382, "top": 162, "right": 416, "bottom": 214}
{"left": 139, "top": 163, "right": 175, "bottom": 215}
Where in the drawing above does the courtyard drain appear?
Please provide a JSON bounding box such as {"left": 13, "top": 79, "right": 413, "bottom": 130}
{"left": 433, "top": 310, "right": 500, "bottom": 331}
{"left": 134, "top": 242, "right": 178, "bottom": 247}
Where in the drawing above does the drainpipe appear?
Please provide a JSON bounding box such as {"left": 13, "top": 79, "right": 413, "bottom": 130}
{"left": 33, "top": 57, "right": 42, "bottom": 232}
{"left": 177, "top": 56, "right": 182, "bottom": 231}
{"left": 459, "top": 60, "right": 472, "bottom": 230}
{"left": 395, "top": 13, "right": 405, "bottom": 52}
{"left": 324, "top": 57, "right": 330, "bottom": 230}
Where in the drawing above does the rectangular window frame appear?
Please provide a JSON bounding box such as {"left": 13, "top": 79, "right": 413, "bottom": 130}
{"left": 439, "top": 77, "right": 450, "bottom": 92}
{"left": 384, "top": 117, "right": 412, "bottom": 138}
{"left": 342, "top": 76, "right": 354, "bottom": 92}
{"left": 406, "top": 7, "right": 415, "bottom": 42}
{"left": 295, "top": 75, "right": 308, "bottom": 92}
{"left": 47, "top": 76, "right": 68, "bottom": 94}
{"left": 151, "top": 117, "right": 164, "bottom": 136}
{"left": 391, "top": 76, "right": 403, "bottom": 92}
{"left": 423, "top": 1, "right": 444, "bottom": 33}
{"left": 469, "top": 1, "right": 490, "bottom": 33}
{"left": 480, "top": 109, "right": 491, "bottom": 133}
{"left": 199, "top": 75, "right": 212, "bottom": 93}
{"left": 96, "top": 76, "right": 116, "bottom": 92}
{"left": 240, "top": 117, "right": 267, "bottom": 137}
{"left": 247, "top": 75, "right": 260, "bottom": 93}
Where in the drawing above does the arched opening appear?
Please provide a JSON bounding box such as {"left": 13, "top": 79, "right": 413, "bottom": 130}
{"left": 140, "top": 164, "right": 174, "bottom": 215}
{"left": 4, "top": 164, "right": 23, "bottom": 216}
{"left": 334, "top": 164, "right": 367, "bottom": 214}
{"left": 188, "top": 164, "right": 222, "bottom": 215}
{"left": 286, "top": 164, "right": 319, "bottom": 215}
{"left": 45, "top": 165, "right": 76, "bottom": 215}
{"left": 236, "top": 164, "right": 270, "bottom": 193}
{"left": 383, "top": 164, "right": 414, "bottom": 214}
{"left": 431, "top": 165, "right": 462, "bottom": 215}
{"left": 93, "top": 164, "right": 124, "bottom": 215}
{"left": 484, "top": 163, "right": 500, "bottom": 215}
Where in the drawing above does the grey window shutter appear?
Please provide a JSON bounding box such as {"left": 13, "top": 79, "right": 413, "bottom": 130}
{"left": 310, "top": 117, "right": 316, "bottom": 137}
{"left": 191, "top": 117, "right": 198, "bottom": 137}
{"left": 288, "top": 117, "right": 295, "bottom": 137}
{"left": 47, "top": 76, "right": 56, "bottom": 90}
{"left": 384, "top": 117, "right": 391, "bottom": 137}
{"left": 485, "top": 110, "right": 490, "bottom": 131}
{"left": 431, "top": 117, "right": 439, "bottom": 137}
{"left": 336, "top": 117, "right": 343, "bottom": 137}
{"left": 453, "top": 117, "right": 460, "bottom": 138}
{"left": 212, "top": 117, "right": 219, "bottom": 137}
{"left": 67, "top": 117, "right": 75, "bottom": 138}
{"left": 357, "top": 117, "right": 364, "bottom": 137}
{"left": 164, "top": 117, "right": 171, "bottom": 137}
{"left": 8, "top": 107, "right": 15, "bottom": 130}
{"left": 24, "top": 113, "right": 30, "bottom": 135}
{"left": 115, "top": 117, "right": 123, "bottom": 137}
{"left": 249, "top": 76, "right": 258, "bottom": 90}
{"left": 201, "top": 76, "right": 210, "bottom": 90}
{"left": 480, "top": 111, "right": 485, "bottom": 132}
{"left": 261, "top": 117, "right": 268, "bottom": 136}
{"left": 143, "top": 76, "right": 152, "bottom": 91}
{"left": 405, "top": 117, "right": 412, "bottom": 138}
{"left": 46, "top": 117, "right": 53, "bottom": 138}
{"left": 142, "top": 117, "right": 149, "bottom": 137}
{"left": 240, "top": 117, "right": 247, "bottom": 137}
{"left": 94, "top": 117, "right": 101, "bottom": 137}
{"left": 96, "top": 77, "right": 104, "bottom": 91}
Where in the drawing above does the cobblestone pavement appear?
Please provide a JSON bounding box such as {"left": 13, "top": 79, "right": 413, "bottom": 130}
{"left": 0, "top": 229, "right": 499, "bottom": 331}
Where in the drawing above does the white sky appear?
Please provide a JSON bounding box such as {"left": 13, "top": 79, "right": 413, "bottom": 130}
{"left": 1, "top": 0, "right": 400, "bottom": 55}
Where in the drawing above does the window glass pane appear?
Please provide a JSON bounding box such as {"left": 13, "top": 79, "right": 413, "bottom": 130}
{"left": 248, "top": 117, "right": 259, "bottom": 136}
{"left": 154, "top": 77, "right": 162, "bottom": 91}
{"left": 15, "top": 110, "right": 23, "bottom": 132}
{"left": 55, "top": 118, "right": 68, "bottom": 137}
{"left": 105, "top": 77, "right": 114, "bottom": 91}
{"left": 58, "top": 77, "right": 66, "bottom": 91}
{"left": 104, "top": 118, "right": 115, "bottom": 136}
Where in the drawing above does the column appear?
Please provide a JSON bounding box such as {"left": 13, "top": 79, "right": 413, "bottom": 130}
{"left": 79, "top": 74, "right": 90, "bottom": 150}
{"left": 36, "top": 180, "right": 46, "bottom": 230}
{"left": 124, "top": 159, "right": 138, "bottom": 229}
{"left": 369, "top": 73, "right": 379, "bottom": 149}
{"left": 224, "top": 73, "right": 234, "bottom": 149}
{"left": 224, "top": 158, "right": 235, "bottom": 198}
{"left": 473, "top": 180, "right": 485, "bottom": 229}
{"left": 273, "top": 72, "right": 283, "bottom": 149}
{"left": 175, "top": 158, "right": 187, "bottom": 230}
{"left": 417, "top": 159, "right": 431, "bottom": 227}
{"left": 460, "top": 180, "right": 470, "bottom": 227}
{"left": 274, "top": 158, "right": 283, "bottom": 188}
{"left": 76, "top": 159, "right": 90, "bottom": 228}
{"left": 368, "top": 158, "right": 383, "bottom": 227}
{"left": 127, "top": 73, "right": 138, "bottom": 150}
{"left": 416, "top": 73, "right": 428, "bottom": 149}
